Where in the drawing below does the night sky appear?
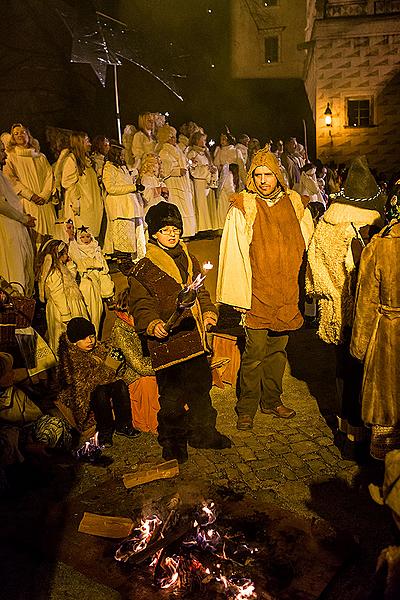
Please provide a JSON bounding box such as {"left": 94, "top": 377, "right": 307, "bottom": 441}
{"left": 0, "top": 0, "right": 313, "bottom": 157}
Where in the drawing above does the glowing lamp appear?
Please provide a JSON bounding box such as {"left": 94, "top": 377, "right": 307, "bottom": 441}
{"left": 324, "top": 102, "right": 332, "bottom": 127}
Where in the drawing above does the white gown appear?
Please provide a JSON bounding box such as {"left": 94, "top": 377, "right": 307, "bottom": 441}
{"left": 41, "top": 262, "right": 88, "bottom": 353}
{"left": 102, "top": 162, "right": 146, "bottom": 258}
{"left": 61, "top": 155, "right": 103, "bottom": 238}
{"left": 214, "top": 145, "right": 246, "bottom": 229}
{"left": 4, "top": 146, "right": 55, "bottom": 241}
{"left": 131, "top": 131, "right": 156, "bottom": 170}
{"left": 187, "top": 145, "right": 218, "bottom": 232}
{"left": 0, "top": 171, "right": 34, "bottom": 296}
{"left": 159, "top": 143, "right": 197, "bottom": 237}
{"left": 68, "top": 239, "right": 114, "bottom": 334}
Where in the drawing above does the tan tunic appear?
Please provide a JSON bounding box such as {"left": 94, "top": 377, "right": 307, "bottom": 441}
{"left": 246, "top": 195, "right": 305, "bottom": 331}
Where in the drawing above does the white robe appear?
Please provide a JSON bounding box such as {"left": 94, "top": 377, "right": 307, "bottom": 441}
{"left": 61, "top": 155, "right": 103, "bottom": 238}
{"left": 159, "top": 143, "right": 197, "bottom": 237}
{"left": 141, "top": 173, "right": 165, "bottom": 214}
{"left": 213, "top": 145, "right": 246, "bottom": 228}
{"left": 102, "top": 162, "right": 146, "bottom": 257}
{"left": 131, "top": 131, "right": 156, "bottom": 170}
{"left": 42, "top": 263, "right": 88, "bottom": 352}
{"left": 0, "top": 171, "right": 34, "bottom": 296}
{"left": 4, "top": 146, "right": 55, "bottom": 240}
{"left": 68, "top": 239, "right": 114, "bottom": 334}
{"left": 187, "top": 146, "right": 217, "bottom": 231}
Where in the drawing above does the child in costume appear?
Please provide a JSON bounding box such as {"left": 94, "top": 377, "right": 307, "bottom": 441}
{"left": 37, "top": 239, "right": 88, "bottom": 353}
{"left": 66, "top": 222, "right": 114, "bottom": 334}
{"left": 129, "top": 201, "right": 231, "bottom": 463}
{"left": 57, "top": 317, "right": 140, "bottom": 447}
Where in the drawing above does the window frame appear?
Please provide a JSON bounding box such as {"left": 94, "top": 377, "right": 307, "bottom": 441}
{"left": 345, "top": 96, "right": 374, "bottom": 128}
{"left": 264, "top": 34, "right": 280, "bottom": 64}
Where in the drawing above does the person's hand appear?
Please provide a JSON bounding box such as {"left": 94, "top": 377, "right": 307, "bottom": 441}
{"left": 233, "top": 306, "right": 247, "bottom": 313}
{"left": 180, "top": 168, "right": 187, "bottom": 177}
{"left": 72, "top": 205, "right": 80, "bottom": 216}
{"left": 154, "top": 322, "right": 169, "bottom": 338}
{"left": 31, "top": 193, "right": 46, "bottom": 205}
{"left": 203, "top": 316, "right": 215, "bottom": 331}
{"left": 161, "top": 187, "right": 169, "bottom": 199}
{"left": 25, "top": 214, "right": 36, "bottom": 228}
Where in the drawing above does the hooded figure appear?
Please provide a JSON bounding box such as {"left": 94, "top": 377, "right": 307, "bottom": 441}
{"left": 307, "top": 155, "right": 385, "bottom": 451}
{"left": 216, "top": 147, "right": 314, "bottom": 430}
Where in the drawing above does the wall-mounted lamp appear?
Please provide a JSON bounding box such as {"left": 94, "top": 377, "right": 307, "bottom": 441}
{"left": 324, "top": 102, "right": 332, "bottom": 127}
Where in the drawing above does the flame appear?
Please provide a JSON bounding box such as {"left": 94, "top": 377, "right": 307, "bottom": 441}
{"left": 186, "top": 273, "right": 206, "bottom": 292}
{"left": 218, "top": 575, "right": 257, "bottom": 599}
{"left": 157, "top": 555, "right": 180, "bottom": 589}
{"left": 115, "top": 514, "right": 162, "bottom": 562}
{"left": 202, "top": 260, "right": 214, "bottom": 272}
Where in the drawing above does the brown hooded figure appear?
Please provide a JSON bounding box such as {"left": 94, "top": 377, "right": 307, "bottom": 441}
{"left": 217, "top": 146, "right": 314, "bottom": 430}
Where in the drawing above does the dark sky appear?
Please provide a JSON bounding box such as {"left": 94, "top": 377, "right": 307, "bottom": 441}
{"left": 0, "top": 0, "right": 313, "bottom": 156}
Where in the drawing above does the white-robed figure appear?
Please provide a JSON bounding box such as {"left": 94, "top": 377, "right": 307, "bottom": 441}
{"left": 139, "top": 152, "right": 169, "bottom": 215}
{"left": 4, "top": 123, "right": 55, "bottom": 246}
{"left": 0, "top": 141, "right": 35, "bottom": 297}
{"left": 102, "top": 143, "right": 146, "bottom": 260}
{"left": 61, "top": 132, "right": 103, "bottom": 238}
{"left": 131, "top": 112, "right": 156, "bottom": 170}
{"left": 214, "top": 131, "right": 246, "bottom": 229}
{"left": 187, "top": 130, "right": 218, "bottom": 233}
{"left": 67, "top": 223, "right": 114, "bottom": 334}
{"left": 157, "top": 125, "right": 197, "bottom": 238}
{"left": 37, "top": 239, "right": 88, "bottom": 352}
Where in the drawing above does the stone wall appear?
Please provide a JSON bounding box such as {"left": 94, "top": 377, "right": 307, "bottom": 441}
{"left": 305, "top": 15, "right": 400, "bottom": 174}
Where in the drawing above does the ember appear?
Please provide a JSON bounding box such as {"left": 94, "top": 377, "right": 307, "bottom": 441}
{"left": 115, "top": 499, "right": 258, "bottom": 598}
{"left": 75, "top": 432, "right": 103, "bottom": 463}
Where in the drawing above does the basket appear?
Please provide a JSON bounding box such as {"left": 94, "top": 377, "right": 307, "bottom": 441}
{"left": 0, "top": 282, "right": 35, "bottom": 343}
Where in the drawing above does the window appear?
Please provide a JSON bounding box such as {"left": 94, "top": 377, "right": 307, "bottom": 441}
{"left": 264, "top": 36, "right": 279, "bottom": 63}
{"left": 347, "top": 99, "right": 372, "bottom": 127}
{"left": 263, "top": 0, "right": 278, "bottom": 6}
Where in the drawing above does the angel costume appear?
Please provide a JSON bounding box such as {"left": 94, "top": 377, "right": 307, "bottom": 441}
{"left": 61, "top": 155, "right": 103, "bottom": 238}
{"left": 68, "top": 230, "right": 114, "bottom": 334}
{"left": 0, "top": 170, "right": 34, "bottom": 296}
{"left": 214, "top": 144, "right": 246, "bottom": 229}
{"left": 4, "top": 145, "right": 55, "bottom": 243}
{"left": 187, "top": 144, "right": 218, "bottom": 232}
{"left": 39, "top": 243, "right": 88, "bottom": 352}
{"left": 102, "top": 161, "right": 146, "bottom": 259}
{"left": 158, "top": 141, "right": 197, "bottom": 237}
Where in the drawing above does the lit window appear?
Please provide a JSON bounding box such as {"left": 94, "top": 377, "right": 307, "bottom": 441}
{"left": 347, "top": 99, "right": 372, "bottom": 127}
{"left": 264, "top": 36, "right": 279, "bottom": 63}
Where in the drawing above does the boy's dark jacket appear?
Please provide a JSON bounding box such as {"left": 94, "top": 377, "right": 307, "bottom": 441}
{"left": 129, "top": 241, "right": 218, "bottom": 370}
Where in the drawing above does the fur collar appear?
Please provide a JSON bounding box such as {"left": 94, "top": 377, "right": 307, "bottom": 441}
{"left": 323, "top": 202, "right": 382, "bottom": 226}
{"left": 145, "top": 241, "right": 193, "bottom": 284}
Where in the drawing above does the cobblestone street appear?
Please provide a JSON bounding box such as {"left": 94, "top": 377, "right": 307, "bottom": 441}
{"left": 1, "top": 239, "right": 396, "bottom": 599}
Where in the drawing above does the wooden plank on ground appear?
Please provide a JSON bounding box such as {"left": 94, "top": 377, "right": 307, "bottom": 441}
{"left": 123, "top": 460, "right": 179, "bottom": 489}
{"left": 78, "top": 512, "right": 133, "bottom": 538}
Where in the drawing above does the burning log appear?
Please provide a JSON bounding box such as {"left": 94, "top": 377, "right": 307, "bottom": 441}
{"left": 78, "top": 512, "right": 133, "bottom": 539}
{"left": 122, "top": 459, "right": 179, "bottom": 489}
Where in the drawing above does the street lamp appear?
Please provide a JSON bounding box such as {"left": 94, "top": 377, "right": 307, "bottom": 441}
{"left": 324, "top": 102, "right": 332, "bottom": 127}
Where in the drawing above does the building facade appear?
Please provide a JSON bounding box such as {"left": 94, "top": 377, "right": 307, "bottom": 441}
{"left": 231, "top": 0, "right": 307, "bottom": 79}
{"left": 304, "top": 0, "right": 400, "bottom": 174}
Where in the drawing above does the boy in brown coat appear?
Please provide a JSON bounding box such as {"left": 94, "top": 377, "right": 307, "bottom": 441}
{"left": 129, "top": 202, "right": 231, "bottom": 463}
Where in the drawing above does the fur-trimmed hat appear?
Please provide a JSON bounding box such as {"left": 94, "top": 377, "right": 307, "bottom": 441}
{"left": 334, "top": 156, "right": 386, "bottom": 213}
{"left": 66, "top": 317, "right": 96, "bottom": 343}
{"left": 145, "top": 201, "right": 183, "bottom": 237}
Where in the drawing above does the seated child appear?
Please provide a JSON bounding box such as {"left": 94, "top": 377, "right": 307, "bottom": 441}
{"left": 129, "top": 201, "right": 231, "bottom": 463}
{"left": 109, "top": 288, "right": 159, "bottom": 433}
{"left": 56, "top": 317, "right": 140, "bottom": 447}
